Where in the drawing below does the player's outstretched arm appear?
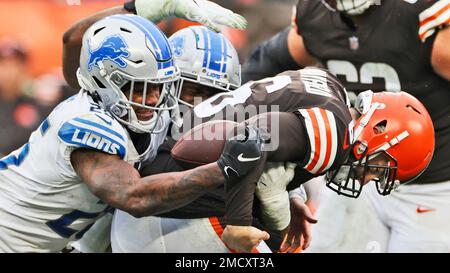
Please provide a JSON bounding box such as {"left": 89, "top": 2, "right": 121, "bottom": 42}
{"left": 71, "top": 125, "right": 263, "bottom": 217}
{"left": 71, "top": 149, "right": 227, "bottom": 217}
{"left": 63, "top": 0, "right": 247, "bottom": 89}
{"left": 71, "top": 149, "right": 225, "bottom": 217}
{"left": 85, "top": 149, "right": 230, "bottom": 217}
{"left": 242, "top": 27, "right": 318, "bottom": 82}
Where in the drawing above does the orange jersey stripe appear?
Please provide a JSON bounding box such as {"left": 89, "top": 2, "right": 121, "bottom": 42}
{"left": 420, "top": 16, "right": 450, "bottom": 40}
{"left": 420, "top": 2, "right": 450, "bottom": 27}
{"left": 305, "top": 109, "right": 321, "bottom": 172}
{"left": 316, "top": 108, "right": 333, "bottom": 174}
{"left": 208, "top": 217, "right": 237, "bottom": 253}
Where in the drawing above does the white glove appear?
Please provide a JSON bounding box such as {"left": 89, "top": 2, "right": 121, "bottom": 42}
{"left": 135, "top": 0, "right": 247, "bottom": 32}
{"left": 288, "top": 185, "right": 308, "bottom": 203}
{"left": 255, "top": 162, "right": 297, "bottom": 231}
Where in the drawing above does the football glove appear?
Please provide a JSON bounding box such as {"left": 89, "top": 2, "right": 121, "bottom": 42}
{"left": 134, "top": 0, "right": 248, "bottom": 32}
{"left": 217, "top": 125, "right": 264, "bottom": 181}
{"left": 256, "top": 162, "right": 297, "bottom": 231}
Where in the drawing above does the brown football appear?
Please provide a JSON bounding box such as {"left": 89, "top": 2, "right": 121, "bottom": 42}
{"left": 171, "top": 120, "right": 238, "bottom": 167}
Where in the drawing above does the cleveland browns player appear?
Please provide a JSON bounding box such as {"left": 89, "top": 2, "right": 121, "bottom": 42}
{"left": 111, "top": 67, "right": 434, "bottom": 253}
{"left": 242, "top": 0, "right": 450, "bottom": 252}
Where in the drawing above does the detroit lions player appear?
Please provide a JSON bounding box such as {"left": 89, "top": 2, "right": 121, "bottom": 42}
{"left": 0, "top": 14, "right": 263, "bottom": 252}
{"left": 59, "top": 0, "right": 249, "bottom": 253}
{"left": 169, "top": 26, "right": 241, "bottom": 108}
{"left": 69, "top": 25, "right": 243, "bottom": 253}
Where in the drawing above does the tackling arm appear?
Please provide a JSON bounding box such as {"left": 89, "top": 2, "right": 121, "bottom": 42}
{"left": 241, "top": 26, "right": 319, "bottom": 83}
{"left": 71, "top": 122, "right": 263, "bottom": 218}
{"left": 71, "top": 148, "right": 225, "bottom": 218}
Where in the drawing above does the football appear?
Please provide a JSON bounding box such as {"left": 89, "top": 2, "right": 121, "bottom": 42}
{"left": 171, "top": 120, "right": 239, "bottom": 167}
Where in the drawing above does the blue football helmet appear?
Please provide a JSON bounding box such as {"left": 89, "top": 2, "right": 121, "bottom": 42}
{"left": 168, "top": 26, "right": 241, "bottom": 107}
{"left": 77, "top": 14, "right": 180, "bottom": 133}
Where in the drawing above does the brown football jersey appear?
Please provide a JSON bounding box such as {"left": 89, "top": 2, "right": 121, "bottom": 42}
{"left": 188, "top": 67, "right": 353, "bottom": 226}
{"left": 189, "top": 67, "right": 353, "bottom": 175}
{"left": 145, "top": 67, "right": 353, "bottom": 227}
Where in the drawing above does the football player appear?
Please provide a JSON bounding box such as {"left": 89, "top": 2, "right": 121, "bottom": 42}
{"left": 242, "top": 0, "right": 450, "bottom": 252}
{"left": 61, "top": 3, "right": 311, "bottom": 253}
{"left": 63, "top": 20, "right": 246, "bottom": 253}
{"left": 112, "top": 67, "right": 434, "bottom": 253}
{"left": 0, "top": 5, "right": 261, "bottom": 252}
{"left": 110, "top": 26, "right": 313, "bottom": 253}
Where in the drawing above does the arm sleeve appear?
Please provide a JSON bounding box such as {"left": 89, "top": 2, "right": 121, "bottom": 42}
{"left": 241, "top": 27, "right": 301, "bottom": 83}
{"left": 225, "top": 111, "right": 309, "bottom": 226}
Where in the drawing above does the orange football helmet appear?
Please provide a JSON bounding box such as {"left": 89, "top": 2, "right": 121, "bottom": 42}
{"left": 326, "top": 91, "right": 435, "bottom": 198}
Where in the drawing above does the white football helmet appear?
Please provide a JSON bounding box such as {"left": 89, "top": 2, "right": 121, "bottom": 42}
{"left": 168, "top": 26, "right": 241, "bottom": 107}
{"left": 77, "top": 14, "right": 180, "bottom": 133}
{"left": 321, "top": 0, "right": 377, "bottom": 15}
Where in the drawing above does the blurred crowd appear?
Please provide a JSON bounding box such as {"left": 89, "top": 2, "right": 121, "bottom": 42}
{"left": 0, "top": 40, "right": 75, "bottom": 157}
{"left": 0, "top": 0, "right": 295, "bottom": 157}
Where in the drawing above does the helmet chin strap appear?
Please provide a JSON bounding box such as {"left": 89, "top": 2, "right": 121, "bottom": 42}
{"left": 352, "top": 102, "right": 380, "bottom": 142}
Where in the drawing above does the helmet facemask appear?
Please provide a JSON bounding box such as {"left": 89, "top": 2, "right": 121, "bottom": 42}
{"left": 105, "top": 69, "right": 179, "bottom": 134}
{"left": 326, "top": 143, "right": 398, "bottom": 198}
{"left": 77, "top": 14, "right": 181, "bottom": 135}
{"left": 175, "top": 71, "right": 239, "bottom": 108}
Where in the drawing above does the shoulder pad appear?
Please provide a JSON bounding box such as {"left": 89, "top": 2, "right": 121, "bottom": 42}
{"left": 57, "top": 113, "right": 127, "bottom": 159}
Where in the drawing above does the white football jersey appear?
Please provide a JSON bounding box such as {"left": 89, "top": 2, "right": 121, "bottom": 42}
{"left": 0, "top": 90, "right": 169, "bottom": 252}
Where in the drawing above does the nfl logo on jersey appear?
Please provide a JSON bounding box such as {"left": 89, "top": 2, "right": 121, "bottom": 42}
{"left": 349, "top": 36, "right": 359, "bottom": 51}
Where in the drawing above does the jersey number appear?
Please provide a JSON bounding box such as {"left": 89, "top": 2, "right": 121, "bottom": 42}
{"left": 46, "top": 208, "right": 112, "bottom": 239}
{"left": 195, "top": 75, "right": 292, "bottom": 118}
{"left": 0, "top": 143, "right": 30, "bottom": 170}
{"left": 327, "top": 60, "right": 401, "bottom": 91}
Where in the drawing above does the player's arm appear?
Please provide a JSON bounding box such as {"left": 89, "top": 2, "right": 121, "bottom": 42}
{"left": 225, "top": 112, "right": 308, "bottom": 225}
{"left": 242, "top": 27, "right": 302, "bottom": 83}
{"left": 71, "top": 125, "right": 262, "bottom": 218}
{"left": 418, "top": 0, "right": 450, "bottom": 81}
{"left": 222, "top": 112, "right": 308, "bottom": 252}
{"left": 63, "top": 0, "right": 247, "bottom": 89}
{"left": 287, "top": 28, "right": 319, "bottom": 68}
{"left": 431, "top": 26, "right": 450, "bottom": 81}
{"left": 241, "top": 11, "right": 319, "bottom": 83}
{"left": 71, "top": 149, "right": 224, "bottom": 217}
{"left": 62, "top": 6, "right": 132, "bottom": 89}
